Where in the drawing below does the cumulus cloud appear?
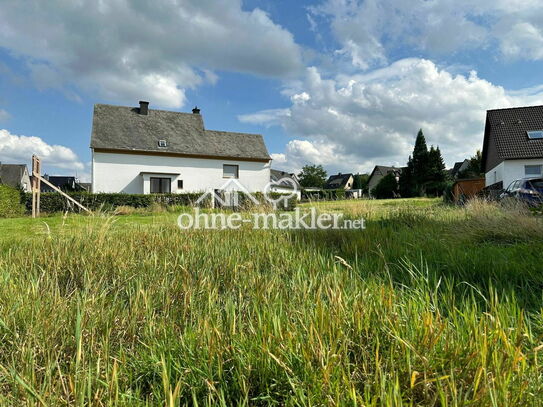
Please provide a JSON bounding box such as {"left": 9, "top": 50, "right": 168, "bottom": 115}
{"left": 0, "top": 129, "right": 84, "bottom": 171}
{"left": 243, "top": 58, "right": 543, "bottom": 174}
{"left": 310, "top": 0, "right": 543, "bottom": 69}
{"left": 0, "top": 0, "right": 303, "bottom": 108}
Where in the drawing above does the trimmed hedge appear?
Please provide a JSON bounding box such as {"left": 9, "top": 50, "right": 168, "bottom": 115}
{"left": 0, "top": 185, "right": 25, "bottom": 218}
{"left": 301, "top": 188, "right": 347, "bottom": 201}
{"left": 21, "top": 191, "right": 296, "bottom": 214}
{"left": 23, "top": 192, "right": 211, "bottom": 213}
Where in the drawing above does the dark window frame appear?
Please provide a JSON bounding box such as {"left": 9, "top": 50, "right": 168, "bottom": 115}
{"left": 150, "top": 177, "right": 171, "bottom": 193}
{"left": 223, "top": 164, "right": 239, "bottom": 179}
{"left": 177, "top": 179, "right": 183, "bottom": 190}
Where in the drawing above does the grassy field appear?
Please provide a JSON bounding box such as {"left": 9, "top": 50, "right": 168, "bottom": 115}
{"left": 0, "top": 198, "right": 542, "bottom": 405}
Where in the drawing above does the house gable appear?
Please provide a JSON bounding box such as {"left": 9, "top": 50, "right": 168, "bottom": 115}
{"left": 482, "top": 105, "right": 543, "bottom": 172}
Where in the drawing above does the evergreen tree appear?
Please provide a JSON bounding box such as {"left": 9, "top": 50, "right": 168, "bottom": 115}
{"left": 412, "top": 129, "right": 429, "bottom": 193}
{"left": 426, "top": 146, "right": 447, "bottom": 196}
{"left": 399, "top": 156, "right": 416, "bottom": 197}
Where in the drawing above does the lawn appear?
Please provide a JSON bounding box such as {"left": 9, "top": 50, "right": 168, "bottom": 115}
{"left": 0, "top": 198, "right": 542, "bottom": 405}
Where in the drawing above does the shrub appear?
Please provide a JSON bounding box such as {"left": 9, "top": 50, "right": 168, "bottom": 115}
{"left": 371, "top": 173, "right": 399, "bottom": 199}
{"left": 301, "top": 189, "right": 347, "bottom": 201}
{"left": 0, "top": 185, "right": 25, "bottom": 217}
{"left": 23, "top": 192, "right": 212, "bottom": 214}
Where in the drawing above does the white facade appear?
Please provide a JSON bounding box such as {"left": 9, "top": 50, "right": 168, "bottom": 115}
{"left": 270, "top": 185, "right": 302, "bottom": 200}
{"left": 485, "top": 158, "right": 543, "bottom": 188}
{"left": 92, "top": 151, "right": 270, "bottom": 194}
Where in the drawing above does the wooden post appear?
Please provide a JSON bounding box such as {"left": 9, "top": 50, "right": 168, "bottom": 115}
{"left": 31, "top": 154, "right": 91, "bottom": 217}
{"left": 32, "top": 155, "right": 41, "bottom": 218}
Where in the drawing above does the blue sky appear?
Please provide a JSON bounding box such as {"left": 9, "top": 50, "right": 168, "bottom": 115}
{"left": 2, "top": 0, "right": 543, "bottom": 180}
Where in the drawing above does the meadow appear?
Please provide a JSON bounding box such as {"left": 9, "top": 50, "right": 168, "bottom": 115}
{"left": 0, "top": 198, "right": 542, "bottom": 406}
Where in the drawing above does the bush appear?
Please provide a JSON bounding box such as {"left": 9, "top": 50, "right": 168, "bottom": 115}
{"left": 371, "top": 173, "right": 399, "bottom": 199}
{"left": 301, "top": 189, "right": 347, "bottom": 201}
{"left": 21, "top": 190, "right": 297, "bottom": 214}
{"left": 23, "top": 192, "right": 212, "bottom": 214}
{"left": 0, "top": 185, "right": 25, "bottom": 217}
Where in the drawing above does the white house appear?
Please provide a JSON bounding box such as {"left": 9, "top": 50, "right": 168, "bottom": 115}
{"left": 482, "top": 106, "right": 543, "bottom": 189}
{"left": 269, "top": 169, "right": 302, "bottom": 200}
{"left": 91, "top": 102, "right": 271, "bottom": 194}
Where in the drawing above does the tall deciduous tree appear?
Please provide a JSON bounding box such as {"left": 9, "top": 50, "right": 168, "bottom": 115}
{"left": 457, "top": 150, "right": 483, "bottom": 179}
{"left": 298, "top": 164, "right": 327, "bottom": 188}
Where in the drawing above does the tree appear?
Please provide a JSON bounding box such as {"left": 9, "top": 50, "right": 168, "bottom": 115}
{"left": 426, "top": 146, "right": 447, "bottom": 196}
{"left": 353, "top": 173, "right": 369, "bottom": 192}
{"left": 412, "top": 129, "right": 430, "bottom": 194}
{"left": 298, "top": 164, "right": 327, "bottom": 188}
{"left": 399, "top": 156, "right": 416, "bottom": 197}
{"left": 457, "top": 150, "right": 483, "bottom": 179}
{"left": 371, "top": 173, "right": 399, "bottom": 199}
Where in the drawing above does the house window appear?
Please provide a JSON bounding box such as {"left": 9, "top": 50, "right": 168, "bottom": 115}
{"left": 223, "top": 164, "right": 239, "bottom": 179}
{"left": 525, "top": 165, "right": 542, "bottom": 176}
{"left": 177, "top": 180, "right": 183, "bottom": 190}
{"left": 158, "top": 139, "right": 167, "bottom": 147}
{"left": 150, "top": 177, "right": 171, "bottom": 193}
{"left": 527, "top": 131, "right": 543, "bottom": 140}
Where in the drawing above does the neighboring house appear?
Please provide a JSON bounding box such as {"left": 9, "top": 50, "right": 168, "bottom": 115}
{"left": 324, "top": 173, "right": 354, "bottom": 190}
{"left": 0, "top": 163, "right": 31, "bottom": 192}
{"left": 449, "top": 159, "right": 470, "bottom": 179}
{"left": 482, "top": 105, "right": 543, "bottom": 189}
{"left": 270, "top": 169, "right": 302, "bottom": 200}
{"left": 91, "top": 102, "right": 271, "bottom": 194}
{"left": 367, "top": 166, "right": 401, "bottom": 196}
{"left": 38, "top": 175, "right": 87, "bottom": 192}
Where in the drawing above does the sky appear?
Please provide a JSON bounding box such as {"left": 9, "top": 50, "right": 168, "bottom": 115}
{"left": 2, "top": 0, "right": 543, "bottom": 181}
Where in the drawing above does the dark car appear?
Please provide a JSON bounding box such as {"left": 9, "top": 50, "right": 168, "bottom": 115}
{"left": 500, "top": 177, "right": 543, "bottom": 206}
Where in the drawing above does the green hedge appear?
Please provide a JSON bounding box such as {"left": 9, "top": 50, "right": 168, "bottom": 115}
{"left": 301, "top": 188, "right": 346, "bottom": 201}
{"left": 21, "top": 191, "right": 296, "bottom": 214}
{"left": 23, "top": 192, "right": 211, "bottom": 213}
{"left": 0, "top": 185, "right": 25, "bottom": 218}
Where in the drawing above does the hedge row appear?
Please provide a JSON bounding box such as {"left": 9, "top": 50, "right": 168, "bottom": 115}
{"left": 301, "top": 188, "right": 347, "bottom": 201}
{"left": 23, "top": 192, "right": 211, "bottom": 213}
{"left": 0, "top": 185, "right": 25, "bottom": 218}
{"left": 22, "top": 191, "right": 296, "bottom": 214}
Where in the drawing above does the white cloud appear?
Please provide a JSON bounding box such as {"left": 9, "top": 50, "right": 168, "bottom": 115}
{"left": 0, "top": 129, "right": 84, "bottom": 171}
{"left": 310, "top": 0, "right": 543, "bottom": 69}
{"left": 0, "top": 0, "right": 303, "bottom": 108}
{"left": 244, "top": 58, "right": 543, "bottom": 174}
{"left": 0, "top": 109, "right": 10, "bottom": 122}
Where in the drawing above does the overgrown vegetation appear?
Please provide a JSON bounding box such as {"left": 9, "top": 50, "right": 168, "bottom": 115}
{"left": 0, "top": 184, "right": 25, "bottom": 217}
{"left": 0, "top": 198, "right": 542, "bottom": 405}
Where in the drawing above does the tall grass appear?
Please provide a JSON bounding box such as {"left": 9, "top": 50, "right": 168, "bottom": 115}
{"left": 0, "top": 199, "right": 542, "bottom": 405}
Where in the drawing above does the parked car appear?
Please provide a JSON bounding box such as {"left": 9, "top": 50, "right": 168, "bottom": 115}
{"left": 499, "top": 177, "right": 543, "bottom": 206}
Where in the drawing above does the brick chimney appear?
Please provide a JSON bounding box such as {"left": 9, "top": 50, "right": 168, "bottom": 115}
{"left": 139, "top": 101, "right": 149, "bottom": 115}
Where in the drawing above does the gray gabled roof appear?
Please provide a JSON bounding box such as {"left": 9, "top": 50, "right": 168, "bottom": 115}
{"left": 482, "top": 105, "right": 543, "bottom": 171}
{"left": 0, "top": 163, "right": 27, "bottom": 188}
{"left": 270, "top": 169, "right": 301, "bottom": 189}
{"left": 91, "top": 104, "right": 270, "bottom": 161}
{"left": 325, "top": 173, "right": 353, "bottom": 189}
{"left": 368, "top": 165, "right": 401, "bottom": 182}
